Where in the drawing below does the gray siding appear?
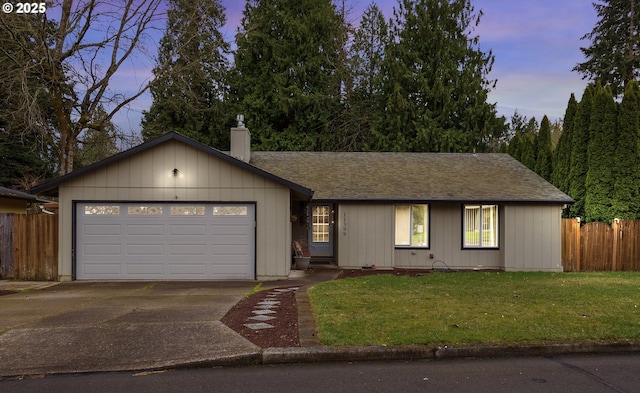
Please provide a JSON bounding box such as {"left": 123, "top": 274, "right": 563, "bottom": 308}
{"left": 57, "top": 140, "right": 291, "bottom": 281}
{"left": 395, "top": 204, "right": 503, "bottom": 270}
{"left": 503, "top": 204, "right": 563, "bottom": 272}
{"left": 336, "top": 204, "right": 394, "bottom": 268}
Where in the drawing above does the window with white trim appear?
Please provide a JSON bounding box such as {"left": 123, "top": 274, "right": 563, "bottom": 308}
{"left": 463, "top": 204, "right": 498, "bottom": 248}
{"left": 312, "top": 205, "right": 330, "bottom": 243}
{"left": 395, "top": 205, "right": 429, "bottom": 247}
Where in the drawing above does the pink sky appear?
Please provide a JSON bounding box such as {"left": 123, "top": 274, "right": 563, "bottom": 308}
{"left": 106, "top": 0, "right": 598, "bottom": 134}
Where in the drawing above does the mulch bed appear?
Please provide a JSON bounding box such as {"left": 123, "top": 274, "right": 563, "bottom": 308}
{"left": 221, "top": 287, "right": 300, "bottom": 348}
{"left": 0, "top": 290, "right": 16, "bottom": 297}
{"left": 221, "top": 268, "right": 432, "bottom": 348}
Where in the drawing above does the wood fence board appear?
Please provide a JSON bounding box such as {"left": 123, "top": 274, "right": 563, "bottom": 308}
{"left": 9, "top": 214, "right": 58, "bottom": 281}
{"left": 562, "top": 219, "right": 640, "bottom": 272}
{"left": 561, "top": 218, "right": 580, "bottom": 272}
{"left": 0, "top": 214, "right": 15, "bottom": 279}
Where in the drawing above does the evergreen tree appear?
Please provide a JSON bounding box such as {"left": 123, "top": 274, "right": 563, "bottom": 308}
{"left": 552, "top": 94, "right": 578, "bottom": 194}
{"left": 569, "top": 84, "right": 595, "bottom": 219}
{"left": 534, "top": 115, "right": 553, "bottom": 180}
{"left": 379, "top": 0, "right": 502, "bottom": 152}
{"left": 76, "top": 106, "right": 120, "bottom": 169}
{"left": 342, "top": 3, "right": 389, "bottom": 150}
{"left": 574, "top": 0, "right": 640, "bottom": 97}
{"left": 585, "top": 83, "right": 618, "bottom": 222}
{"left": 506, "top": 111, "right": 528, "bottom": 161}
{"left": 142, "top": 0, "right": 232, "bottom": 148}
{"left": 613, "top": 80, "right": 640, "bottom": 219}
{"left": 232, "top": 0, "right": 344, "bottom": 151}
{"left": 519, "top": 118, "right": 538, "bottom": 171}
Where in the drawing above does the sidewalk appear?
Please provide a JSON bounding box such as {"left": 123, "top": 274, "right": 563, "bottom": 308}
{"left": 1, "top": 270, "right": 639, "bottom": 377}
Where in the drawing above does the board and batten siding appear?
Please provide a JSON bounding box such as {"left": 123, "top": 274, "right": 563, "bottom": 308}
{"left": 57, "top": 140, "right": 292, "bottom": 281}
{"left": 394, "top": 203, "right": 503, "bottom": 270}
{"left": 336, "top": 204, "right": 394, "bottom": 268}
{"left": 503, "top": 204, "right": 563, "bottom": 272}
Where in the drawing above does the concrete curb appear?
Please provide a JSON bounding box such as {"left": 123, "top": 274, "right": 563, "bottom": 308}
{"left": 261, "top": 342, "right": 640, "bottom": 365}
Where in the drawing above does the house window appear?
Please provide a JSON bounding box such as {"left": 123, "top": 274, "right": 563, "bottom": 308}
{"left": 463, "top": 204, "right": 498, "bottom": 248}
{"left": 171, "top": 206, "right": 205, "bottom": 216}
{"left": 128, "top": 206, "right": 163, "bottom": 215}
{"left": 395, "top": 205, "right": 429, "bottom": 247}
{"left": 312, "top": 206, "right": 330, "bottom": 243}
{"left": 84, "top": 205, "right": 120, "bottom": 215}
{"left": 213, "top": 206, "right": 248, "bottom": 216}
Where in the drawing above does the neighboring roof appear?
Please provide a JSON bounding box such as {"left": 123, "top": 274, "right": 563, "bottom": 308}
{"left": 0, "top": 186, "right": 46, "bottom": 202}
{"left": 30, "top": 132, "right": 313, "bottom": 198}
{"left": 251, "top": 152, "right": 574, "bottom": 203}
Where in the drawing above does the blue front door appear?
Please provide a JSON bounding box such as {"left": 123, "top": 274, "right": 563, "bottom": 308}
{"left": 308, "top": 204, "right": 334, "bottom": 257}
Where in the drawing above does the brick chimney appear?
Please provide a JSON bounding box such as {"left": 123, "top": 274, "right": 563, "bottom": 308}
{"left": 230, "top": 115, "right": 250, "bottom": 163}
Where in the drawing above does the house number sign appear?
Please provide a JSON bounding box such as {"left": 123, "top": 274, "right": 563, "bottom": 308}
{"left": 342, "top": 212, "right": 347, "bottom": 236}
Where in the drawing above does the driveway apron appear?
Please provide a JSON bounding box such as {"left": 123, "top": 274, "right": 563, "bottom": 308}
{"left": 0, "top": 281, "right": 261, "bottom": 376}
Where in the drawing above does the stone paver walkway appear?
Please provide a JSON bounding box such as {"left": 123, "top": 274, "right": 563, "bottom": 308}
{"left": 243, "top": 287, "right": 299, "bottom": 330}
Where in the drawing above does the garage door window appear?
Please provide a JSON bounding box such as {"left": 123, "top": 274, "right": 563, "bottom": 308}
{"left": 171, "top": 206, "right": 205, "bottom": 216}
{"left": 213, "top": 206, "right": 248, "bottom": 216}
{"left": 84, "top": 205, "right": 120, "bottom": 215}
{"left": 128, "top": 206, "right": 163, "bottom": 215}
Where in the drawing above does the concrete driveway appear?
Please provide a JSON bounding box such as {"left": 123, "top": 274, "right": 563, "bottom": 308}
{"left": 0, "top": 281, "right": 262, "bottom": 376}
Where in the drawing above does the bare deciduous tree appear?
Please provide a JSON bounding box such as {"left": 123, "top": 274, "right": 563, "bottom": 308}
{"left": 0, "top": 0, "right": 163, "bottom": 175}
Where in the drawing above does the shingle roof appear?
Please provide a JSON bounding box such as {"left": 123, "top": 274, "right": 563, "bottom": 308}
{"left": 250, "top": 152, "right": 573, "bottom": 203}
{"left": 30, "top": 132, "right": 313, "bottom": 198}
{"left": 0, "top": 186, "right": 43, "bottom": 202}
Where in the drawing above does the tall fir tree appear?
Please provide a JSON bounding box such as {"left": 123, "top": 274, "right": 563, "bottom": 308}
{"left": 613, "top": 80, "right": 640, "bottom": 219}
{"left": 342, "top": 3, "right": 390, "bottom": 151}
{"left": 574, "top": 0, "right": 640, "bottom": 97}
{"left": 506, "top": 111, "right": 529, "bottom": 162}
{"left": 232, "top": 0, "right": 344, "bottom": 151}
{"left": 379, "top": 0, "right": 503, "bottom": 152}
{"left": 534, "top": 115, "right": 553, "bottom": 180}
{"left": 551, "top": 94, "right": 578, "bottom": 195}
{"left": 142, "top": 0, "right": 232, "bottom": 148}
{"left": 519, "top": 118, "right": 538, "bottom": 171}
{"left": 585, "top": 83, "right": 618, "bottom": 222}
{"left": 75, "top": 106, "right": 119, "bottom": 169}
{"left": 569, "top": 84, "right": 595, "bottom": 219}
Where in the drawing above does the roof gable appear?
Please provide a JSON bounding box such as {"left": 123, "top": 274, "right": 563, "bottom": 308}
{"left": 250, "top": 152, "right": 573, "bottom": 203}
{"left": 31, "top": 132, "right": 313, "bottom": 197}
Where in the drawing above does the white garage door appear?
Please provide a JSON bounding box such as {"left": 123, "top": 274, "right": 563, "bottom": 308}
{"left": 75, "top": 202, "right": 255, "bottom": 280}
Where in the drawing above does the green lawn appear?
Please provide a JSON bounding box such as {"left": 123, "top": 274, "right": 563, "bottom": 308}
{"left": 308, "top": 272, "right": 640, "bottom": 347}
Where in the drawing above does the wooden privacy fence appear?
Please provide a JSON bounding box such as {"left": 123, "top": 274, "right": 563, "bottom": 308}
{"left": 0, "top": 213, "right": 58, "bottom": 280}
{"left": 562, "top": 218, "right": 640, "bottom": 272}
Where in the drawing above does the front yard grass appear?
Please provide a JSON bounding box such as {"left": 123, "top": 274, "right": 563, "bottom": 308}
{"left": 308, "top": 272, "right": 640, "bottom": 347}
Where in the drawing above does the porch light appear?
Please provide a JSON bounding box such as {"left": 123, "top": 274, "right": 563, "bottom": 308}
{"left": 172, "top": 168, "right": 179, "bottom": 177}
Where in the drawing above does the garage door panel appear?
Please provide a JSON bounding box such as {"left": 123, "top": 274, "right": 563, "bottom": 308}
{"left": 126, "top": 263, "right": 165, "bottom": 275}
{"left": 83, "top": 263, "right": 122, "bottom": 275}
{"left": 84, "top": 224, "right": 122, "bottom": 235}
{"left": 168, "top": 263, "right": 207, "bottom": 275}
{"left": 169, "top": 224, "right": 207, "bottom": 235}
{"left": 168, "top": 244, "right": 208, "bottom": 255}
{"left": 83, "top": 244, "right": 122, "bottom": 256}
{"left": 211, "top": 235, "right": 251, "bottom": 246}
{"left": 76, "top": 203, "right": 255, "bottom": 280}
{"left": 127, "top": 224, "right": 164, "bottom": 235}
{"left": 126, "top": 244, "right": 165, "bottom": 256}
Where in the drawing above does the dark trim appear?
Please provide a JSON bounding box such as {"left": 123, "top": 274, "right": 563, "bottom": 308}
{"left": 72, "top": 201, "right": 77, "bottom": 280}
{"left": 323, "top": 199, "right": 573, "bottom": 205}
{"left": 31, "top": 132, "right": 314, "bottom": 198}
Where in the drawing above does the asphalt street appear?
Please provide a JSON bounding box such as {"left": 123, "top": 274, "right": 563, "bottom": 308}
{"left": 2, "top": 354, "right": 639, "bottom": 393}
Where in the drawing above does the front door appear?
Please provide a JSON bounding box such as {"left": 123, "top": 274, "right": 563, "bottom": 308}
{"left": 308, "top": 204, "right": 334, "bottom": 257}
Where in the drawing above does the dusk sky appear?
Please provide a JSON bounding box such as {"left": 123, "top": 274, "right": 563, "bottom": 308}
{"left": 111, "top": 0, "right": 599, "bottom": 135}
